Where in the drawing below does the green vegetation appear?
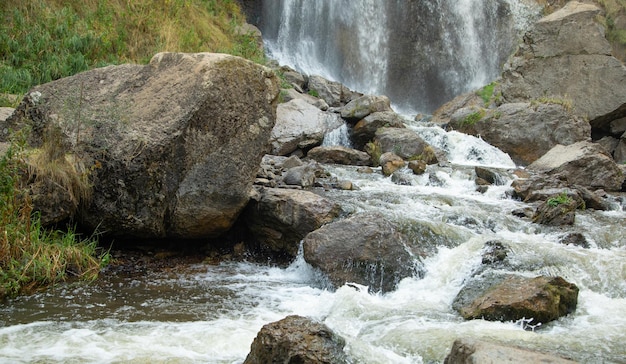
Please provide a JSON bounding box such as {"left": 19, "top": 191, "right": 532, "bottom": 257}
{"left": 0, "top": 0, "right": 263, "bottom": 297}
{"left": 307, "top": 89, "right": 320, "bottom": 98}
{"left": 461, "top": 110, "right": 485, "bottom": 127}
{"left": 0, "top": 131, "right": 107, "bottom": 298}
{"left": 365, "top": 140, "right": 383, "bottom": 167}
{"left": 530, "top": 96, "right": 573, "bottom": 111}
{"left": 477, "top": 81, "right": 498, "bottom": 106}
{"left": 547, "top": 192, "right": 573, "bottom": 207}
{"left": 0, "top": 0, "right": 262, "bottom": 96}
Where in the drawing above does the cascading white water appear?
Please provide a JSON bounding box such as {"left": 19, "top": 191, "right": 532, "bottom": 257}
{"left": 261, "top": 0, "right": 541, "bottom": 114}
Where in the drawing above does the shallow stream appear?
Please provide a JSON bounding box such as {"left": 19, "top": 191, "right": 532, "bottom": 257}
{"left": 1, "top": 123, "right": 625, "bottom": 363}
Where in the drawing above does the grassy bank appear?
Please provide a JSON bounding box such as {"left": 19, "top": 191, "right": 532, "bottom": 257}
{"left": 0, "top": 132, "right": 108, "bottom": 298}
{"left": 0, "top": 0, "right": 263, "bottom": 103}
{"left": 1, "top": 0, "right": 261, "bottom": 297}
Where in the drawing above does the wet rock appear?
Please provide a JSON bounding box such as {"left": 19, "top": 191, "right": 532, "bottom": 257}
{"left": 448, "top": 103, "right": 590, "bottom": 166}
{"left": 3, "top": 53, "right": 279, "bottom": 238}
{"left": 244, "top": 315, "right": 347, "bottom": 364}
{"left": 452, "top": 273, "right": 579, "bottom": 327}
{"left": 528, "top": 141, "right": 624, "bottom": 191}
{"left": 379, "top": 152, "right": 405, "bottom": 177}
{"left": 391, "top": 171, "right": 413, "bottom": 186}
{"left": 475, "top": 166, "right": 507, "bottom": 186}
{"left": 444, "top": 338, "right": 578, "bottom": 364}
{"left": 532, "top": 191, "right": 584, "bottom": 226}
{"left": 307, "top": 145, "right": 372, "bottom": 166}
{"left": 559, "top": 232, "right": 590, "bottom": 248}
{"left": 303, "top": 212, "right": 423, "bottom": 293}
{"left": 244, "top": 187, "right": 341, "bottom": 262}
{"left": 408, "top": 159, "right": 427, "bottom": 175}
{"left": 481, "top": 240, "right": 509, "bottom": 266}
{"left": 270, "top": 98, "right": 343, "bottom": 156}
{"left": 374, "top": 127, "right": 435, "bottom": 161}
{"left": 350, "top": 111, "right": 406, "bottom": 149}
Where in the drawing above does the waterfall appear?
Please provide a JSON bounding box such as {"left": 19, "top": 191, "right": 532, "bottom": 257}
{"left": 261, "top": 0, "right": 540, "bottom": 114}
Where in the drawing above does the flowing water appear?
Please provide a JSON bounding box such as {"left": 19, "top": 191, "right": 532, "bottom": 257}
{"left": 2, "top": 1, "right": 626, "bottom": 363}
{"left": 1, "top": 119, "right": 625, "bottom": 363}
{"left": 261, "top": 0, "right": 541, "bottom": 114}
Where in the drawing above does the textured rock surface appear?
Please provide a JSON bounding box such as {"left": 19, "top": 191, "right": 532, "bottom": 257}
{"left": 2, "top": 52, "right": 280, "bottom": 238}
{"left": 244, "top": 315, "right": 347, "bottom": 364}
{"left": 270, "top": 98, "right": 343, "bottom": 156}
{"left": 244, "top": 187, "right": 341, "bottom": 261}
{"left": 528, "top": 141, "right": 624, "bottom": 191}
{"left": 453, "top": 273, "right": 579, "bottom": 326}
{"left": 303, "top": 212, "right": 422, "bottom": 293}
{"left": 307, "top": 145, "right": 372, "bottom": 166}
{"left": 500, "top": 2, "right": 626, "bottom": 132}
{"left": 448, "top": 102, "right": 590, "bottom": 166}
{"left": 350, "top": 111, "right": 406, "bottom": 149}
{"left": 444, "top": 338, "right": 578, "bottom": 364}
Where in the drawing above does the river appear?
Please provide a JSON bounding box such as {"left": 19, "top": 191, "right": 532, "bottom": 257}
{"left": 1, "top": 120, "right": 625, "bottom": 363}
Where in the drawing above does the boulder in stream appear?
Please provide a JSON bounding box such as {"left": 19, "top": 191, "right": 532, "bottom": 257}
{"left": 303, "top": 212, "right": 423, "bottom": 293}
{"left": 244, "top": 315, "right": 348, "bottom": 364}
{"left": 244, "top": 187, "right": 341, "bottom": 262}
{"left": 452, "top": 273, "right": 579, "bottom": 327}
{"left": 528, "top": 141, "right": 624, "bottom": 192}
{"left": 444, "top": 338, "right": 578, "bottom": 364}
{"left": 307, "top": 145, "right": 372, "bottom": 166}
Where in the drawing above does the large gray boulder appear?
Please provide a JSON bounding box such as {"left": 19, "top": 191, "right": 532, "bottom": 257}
{"left": 270, "top": 98, "right": 343, "bottom": 156}
{"left": 308, "top": 75, "right": 358, "bottom": 107}
{"left": 500, "top": 1, "right": 626, "bottom": 134}
{"left": 528, "top": 141, "right": 624, "bottom": 191}
{"left": 244, "top": 315, "right": 347, "bottom": 364}
{"left": 340, "top": 95, "right": 393, "bottom": 122}
{"left": 244, "top": 187, "right": 341, "bottom": 261}
{"left": 303, "top": 212, "right": 423, "bottom": 293}
{"left": 3, "top": 52, "right": 280, "bottom": 238}
{"left": 448, "top": 102, "right": 590, "bottom": 166}
{"left": 444, "top": 338, "right": 578, "bottom": 364}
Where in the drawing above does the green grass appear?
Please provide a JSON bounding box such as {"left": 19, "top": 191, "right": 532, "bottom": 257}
{"left": 461, "top": 110, "right": 485, "bottom": 126}
{"left": 547, "top": 192, "right": 572, "bottom": 207}
{"left": 0, "top": 131, "right": 108, "bottom": 298}
{"left": 0, "top": 0, "right": 263, "bottom": 95}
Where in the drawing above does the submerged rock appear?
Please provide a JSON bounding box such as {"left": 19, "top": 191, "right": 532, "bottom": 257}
{"left": 244, "top": 315, "right": 347, "bottom": 364}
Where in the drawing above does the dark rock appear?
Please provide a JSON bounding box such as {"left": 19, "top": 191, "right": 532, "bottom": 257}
{"left": 307, "top": 145, "right": 372, "bottom": 166}
{"left": 531, "top": 192, "right": 584, "bottom": 226}
{"left": 244, "top": 187, "right": 341, "bottom": 262}
{"left": 408, "top": 159, "right": 427, "bottom": 175}
{"left": 350, "top": 111, "right": 406, "bottom": 149}
{"left": 559, "top": 232, "right": 590, "bottom": 248}
{"left": 453, "top": 273, "right": 579, "bottom": 326}
{"left": 244, "top": 315, "right": 347, "bottom": 364}
{"left": 303, "top": 212, "right": 423, "bottom": 293}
